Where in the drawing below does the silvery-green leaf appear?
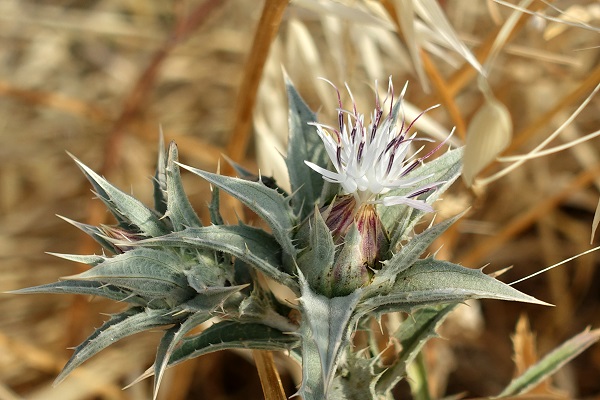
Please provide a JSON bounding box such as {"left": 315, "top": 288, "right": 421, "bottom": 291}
{"left": 223, "top": 155, "right": 288, "bottom": 195}
{"left": 48, "top": 252, "right": 106, "bottom": 266}
{"left": 152, "top": 286, "right": 242, "bottom": 400}
{"left": 177, "top": 165, "right": 297, "bottom": 259}
{"left": 299, "top": 272, "right": 362, "bottom": 398}
{"left": 208, "top": 184, "right": 224, "bottom": 226}
{"left": 153, "top": 132, "right": 168, "bottom": 216}
{"left": 378, "top": 147, "right": 463, "bottom": 249}
{"left": 129, "top": 320, "right": 298, "bottom": 388}
{"left": 184, "top": 252, "right": 230, "bottom": 293}
{"left": 134, "top": 225, "right": 298, "bottom": 292}
{"left": 238, "top": 291, "right": 268, "bottom": 320}
{"left": 224, "top": 156, "right": 258, "bottom": 180}
{"left": 285, "top": 76, "right": 328, "bottom": 220}
{"left": 329, "top": 348, "right": 380, "bottom": 400}
{"left": 367, "top": 211, "right": 467, "bottom": 297}
{"left": 359, "top": 258, "right": 549, "bottom": 314}
{"left": 181, "top": 285, "right": 246, "bottom": 312}
{"left": 298, "top": 321, "right": 327, "bottom": 400}
{"left": 236, "top": 271, "right": 286, "bottom": 320}
{"left": 165, "top": 142, "right": 202, "bottom": 230}
{"left": 497, "top": 327, "right": 600, "bottom": 398}
{"left": 8, "top": 280, "right": 147, "bottom": 306}
{"left": 153, "top": 327, "right": 177, "bottom": 400}
{"left": 376, "top": 303, "right": 457, "bottom": 396}
{"left": 297, "top": 208, "right": 335, "bottom": 296}
{"left": 57, "top": 215, "right": 118, "bottom": 253}
{"left": 63, "top": 248, "right": 195, "bottom": 305}
{"left": 55, "top": 307, "right": 179, "bottom": 385}
{"left": 70, "top": 153, "right": 169, "bottom": 237}
{"left": 168, "top": 320, "right": 298, "bottom": 368}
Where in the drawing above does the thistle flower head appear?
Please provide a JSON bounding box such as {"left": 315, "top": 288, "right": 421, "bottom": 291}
{"left": 305, "top": 78, "right": 451, "bottom": 212}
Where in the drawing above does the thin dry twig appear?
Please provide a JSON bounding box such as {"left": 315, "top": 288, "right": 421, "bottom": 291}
{"left": 506, "top": 64, "right": 600, "bottom": 153}
{"left": 459, "top": 163, "right": 600, "bottom": 267}
{"left": 420, "top": 49, "right": 467, "bottom": 140}
{"left": 253, "top": 350, "right": 287, "bottom": 400}
{"left": 226, "top": 0, "right": 289, "bottom": 171}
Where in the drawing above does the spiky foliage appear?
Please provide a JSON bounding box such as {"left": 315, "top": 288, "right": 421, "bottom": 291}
{"left": 13, "top": 79, "right": 555, "bottom": 400}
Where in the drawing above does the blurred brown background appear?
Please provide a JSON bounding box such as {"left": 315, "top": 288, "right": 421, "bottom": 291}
{"left": 1, "top": 0, "right": 600, "bottom": 399}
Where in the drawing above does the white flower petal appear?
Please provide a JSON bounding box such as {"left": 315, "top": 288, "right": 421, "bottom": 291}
{"left": 381, "top": 196, "right": 434, "bottom": 212}
{"left": 308, "top": 78, "right": 448, "bottom": 214}
{"left": 304, "top": 161, "right": 343, "bottom": 182}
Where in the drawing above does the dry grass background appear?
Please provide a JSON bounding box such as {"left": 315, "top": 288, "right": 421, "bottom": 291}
{"left": 1, "top": 0, "right": 599, "bottom": 399}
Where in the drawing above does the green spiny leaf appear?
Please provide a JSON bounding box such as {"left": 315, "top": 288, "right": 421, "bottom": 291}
{"left": 177, "top": 164, "right": 297, "bottom": 259}
{"left": 134, "top": 224, "right": 298, "bottom": 292}
{"left": 57, "top": 215, "right": 119, "bottom": 253}
{"left": 180, "top": 285, "right": 246, "bottom": 312}
{"left": 63, "top": 248, "right": 195, "bottom": 305}
{"left": 297, "top": 208, "right": 335, "bottom": 297}
{"left": 169, "top": 320, "right": 298, "bottom": 367}
{"left": 299, "top": 272, "right": 363, "bottom": 398}
{"left": 48, "top": 252, "right": 106, "bottom": 266}
{"left": 298, "top": 321, "right": 327, "bottom": 400}
{"left": 70, "top": 153, "right": 170, "bottom": 237}
{"left": 55, "top": 307, "right": 180, "bottom": 385}
{"left": 223, "top": 155, "right": 288, "bottom": 195}
{"left": 165, "top": 142, "right": 202, "bottom": 230}
{"left": 329, "top": 348, "right": 382, "bottom": 400}
{"left": 367, "top": 211, "right": 467, "bottom": 298}
{"left": 152, "top": 286, "right": 242, "bottom": 400}
{"left": 153, "top": 131, "right": 168, "bottom": 216}
{"left": 154, "top": 326, "right": 177, "bottom": 400}
{"left": 129, "top": 320, "right": 298, "bottom": 389}
{"left": 183, "top": 252, "right": 229, "bottom": 293}
{"left": 8, "top": 280, "right": 148, "bottom": 306}
{"left": 376, "top": 303, "right": 457, "bottom": 396}
{"left": 359, "top": 258, "right": 549, "bottom": 314}
{"left": 285, "top": 76, "right": 329, "bottom": 220}
{"left": 208, "top": 183, "right": 224, "bottom": 226}
{"left": 206, "top": 183, "right": 233, "bottom": 265}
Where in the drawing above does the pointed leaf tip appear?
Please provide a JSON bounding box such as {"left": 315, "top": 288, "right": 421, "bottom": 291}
{"left": 68, "top": 153, "right": 169, "bottom": 237}
{"left": 165, "top": 142, "right": 202, "bottom": 230}
{"left": 54, "top": 307, "right": 177, "bottom": 386}
{"left": 285, "top": 78, "right": 329, "bottom": 220}
{"left": 175, "top": 163, "right": 297, "bottom": 259}
{"left": 362, "top": 258, "right": 551, "bottom": 314}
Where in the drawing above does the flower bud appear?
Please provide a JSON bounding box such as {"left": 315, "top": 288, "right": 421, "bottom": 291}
{"left": 297, "top": 196, "right": 390, "bottom": 297}
{"left": 329, "top": 223, "right": 370, "bottom": 297}
{"left": 353, "top": 203, "right": 389, "bottom": 269}
{"left": 321, "top": 194, "right": 356, "bottom": 243}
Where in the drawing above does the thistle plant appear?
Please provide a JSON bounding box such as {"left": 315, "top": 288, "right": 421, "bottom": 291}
{"left": 13, "top": 77, "right": 552, "bottom": 400}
